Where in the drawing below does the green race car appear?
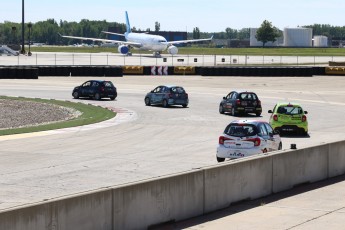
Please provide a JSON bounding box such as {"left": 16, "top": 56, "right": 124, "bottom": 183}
{"left": 268, "top": 102, "right": 308, "bottom": 135}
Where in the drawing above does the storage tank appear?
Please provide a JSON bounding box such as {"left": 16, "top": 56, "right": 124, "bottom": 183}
{"left": 283, "top": 28, "right": 312, "bottom": 47}
{"left": 250, "top": 28, "right": 278, "bottom": 47}
{"left": 313, "top": 35, "right": 328, "bottom": 47}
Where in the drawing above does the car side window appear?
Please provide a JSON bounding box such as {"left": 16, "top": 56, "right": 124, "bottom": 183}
{"left": 232, "top": 93, "right": 238, "bottom": 99}
{"left": 259, "top": 124, "right": 268, "bottom": 136}
{"left": 92, "top": 82, "right": 99, "bottom": 87}
{"left": 265, "top": 123, "right": 273, "bottom": 135}
{"left": 226, "top": 92, "right": 232, "bottom": 99}
{"left": 82, "top": 82, "right": 91, "bottom": 87}
{"left": 154, "top": 87, "right": 162, "bottom": 93}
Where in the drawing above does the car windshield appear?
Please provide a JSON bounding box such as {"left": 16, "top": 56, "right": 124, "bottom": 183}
{"left": 239, "top": 93, "right": 257, "bottom": 100}
{"left": 170, "top": 87, "right": 185, "bottom": 94}
{"left": 224, "top": 124, "right": 257, "bottom": 137}
{"left": 277, "top": 106, "right": 303, "bottom": 115}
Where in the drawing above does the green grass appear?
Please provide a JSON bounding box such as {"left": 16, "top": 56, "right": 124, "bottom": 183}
{"left": 0, "top": 96, "right": 116, "bottom": 136}
{"left": 30, "top": 46, "right": 345, "bottom": 56}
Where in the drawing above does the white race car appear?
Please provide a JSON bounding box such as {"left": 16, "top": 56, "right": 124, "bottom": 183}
{"left": 217, "top": 120, "right": 282, "bottom": 162}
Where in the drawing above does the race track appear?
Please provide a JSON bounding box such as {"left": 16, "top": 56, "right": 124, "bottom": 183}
{"left": 0, "top": 75, "right": 345, "bottom": 210}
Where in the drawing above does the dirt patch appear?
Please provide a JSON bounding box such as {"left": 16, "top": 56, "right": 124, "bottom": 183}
{"left": 0, "top": 99, "right": 81, "bottom": 130}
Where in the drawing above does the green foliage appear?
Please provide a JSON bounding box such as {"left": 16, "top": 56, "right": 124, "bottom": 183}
{"left": 1, "top": 19, "right": 345, "bottom": 46}
{"left": 193, "top": 27, "right": 200, "bottom": 39}
{"left": 155, "top": 21, "right": 160, "bottom": 32}
{"left": 256, "top": 20, "right": 280, "bottom": 47}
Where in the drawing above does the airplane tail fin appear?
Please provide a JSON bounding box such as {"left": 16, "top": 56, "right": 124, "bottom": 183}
{"left": 125, "top": 11, "right": 131, "bottom": 33}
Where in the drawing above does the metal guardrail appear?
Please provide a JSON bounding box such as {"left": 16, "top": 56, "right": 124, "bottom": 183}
{"left": 0, "top": 53, "right": 344, "bottom": 66}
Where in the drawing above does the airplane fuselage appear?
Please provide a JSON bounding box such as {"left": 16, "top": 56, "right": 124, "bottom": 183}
{"left": 125, "top": 32, "right": 168, "bottom": 52}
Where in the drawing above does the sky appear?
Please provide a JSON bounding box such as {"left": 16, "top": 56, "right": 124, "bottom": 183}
{"left": 1, "top": 0, "right": 345, "bottom": 32}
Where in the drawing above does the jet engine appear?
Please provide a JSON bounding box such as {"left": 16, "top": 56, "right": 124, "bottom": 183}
{"left": 118, "top": 45, "right": 129, "bottom": 55}
{"left": 167, "top": 46, "right": 178, "bottom": 55}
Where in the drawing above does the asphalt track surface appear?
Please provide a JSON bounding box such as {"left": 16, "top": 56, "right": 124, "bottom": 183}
{"left": 1, "top": 75, "right": 345, "bottom": 229}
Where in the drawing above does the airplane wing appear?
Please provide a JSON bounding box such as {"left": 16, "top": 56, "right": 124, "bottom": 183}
{"left": 167, "top": 36, "right": 213, "bottom": 45}
{"left": 101, "top": 31, "right": 125, "bottom": 37}
{"left": 59, "top": 34, "right": 142, "bottom": 47}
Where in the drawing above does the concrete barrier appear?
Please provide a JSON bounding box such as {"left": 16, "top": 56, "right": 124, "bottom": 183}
{"left": 204, "top": 156, "right": 273, "bottom": 213}
{"left": 1, "top": 140, "right": 345, "bottom": 229}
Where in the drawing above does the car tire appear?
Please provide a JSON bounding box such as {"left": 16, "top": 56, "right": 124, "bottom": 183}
{"left": 278, "top": 142, "right": 282, "bottom": 150}
{"left": 217, "top": 156, "right": 225, "bottom": 162}
{"left": 219, "top": 104, "right": 224, "bottom": 114}
{"left": 110, "top": 96, "right": 116, "bottom": 101}
{"left": 94, "top": 93, "right": 101, "bottom": 100}
{"left": 256, "top": 112, "right": 261, "bottom": 117}
{"left": 162, "top": 99, "right": 168, "bottom": 108}
{"left": 145, "top": 97, "right": 151, "bottom": 106}
{"left": 182, "top": 104, "right": 188, "bottom": 108}
{"left": 73, "top": 91, "right": 79, "bottom": 99}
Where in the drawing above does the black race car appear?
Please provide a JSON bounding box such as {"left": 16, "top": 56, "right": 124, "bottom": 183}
{"left": 72, "top": 80, "right": 117, "bottom": 100}
{"left": 219, "top": 90, "right": 262, "bottom": 116}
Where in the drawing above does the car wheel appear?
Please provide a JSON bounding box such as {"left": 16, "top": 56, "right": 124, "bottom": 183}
{"left": 256, "top": 112, "right": 261, "bottom": 117}
{"left": 110, "top": 96, "right": 116, "bottom": 101}
{"left": 182, "top": 104, "right": 188, "bottom": 108}
{"left": 94, "top": 93, "right": 101, "bottom": 100}
{"left": 145, "top": 97, "right": 151, "bottom": 106}
{"left": 217, "top": 156, "right": 225, "bottom": 162}
{"left": 278, "top": 142, "right": 282, "bottom": 150}
{"left": 73, "top": 91, "right": 79, "bottom": 99}
{"left": 231, "top": 107, "right": 237, "bottom": 116}
{"left": 162, "top": 99, "right": 168, "bottom": 108}
{"left": 219, "top": 104, "right": 224, "bottom": 114}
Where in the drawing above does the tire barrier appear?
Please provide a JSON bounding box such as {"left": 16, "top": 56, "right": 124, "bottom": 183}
{"left": 173, "top": 66, "right": 196, "bottom": 75}
{"left": 200, "top": 67, "right": 314, "bottom": 77}
{"left": 0, "top": 66, "right": 327, "bottom": 77}
{"left": 122, "top": 66, "right": 144, "bottom": 75}
{"left": 312, "top": 67, "right": 326, "bottom": 76}
{"left": 0, "top": 67, "right": 38, "bottom": 79}
{"left": 0, "top": 66, "right": 123, "bottom": 77}
{"left": 329, "top": 61, "right": 345, "bottom": 66}
{"left": 325, "top": 67, "right": 345, "bottom": 75}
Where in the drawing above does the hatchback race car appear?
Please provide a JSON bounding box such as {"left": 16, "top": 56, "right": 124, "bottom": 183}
{"left": 219, "top": 90, "right": 262, "bottom": 116}
{"left": 268, "top": 102, "right": 308, "bottom": 135}
{"left": 72, "top": 80, "right": 117, "bottom": 100}
{"left": 144, "top": 85, "right": 189, "bottom": 108}
{"left": 216, "top": 120, "right": 282, "bottom": 162}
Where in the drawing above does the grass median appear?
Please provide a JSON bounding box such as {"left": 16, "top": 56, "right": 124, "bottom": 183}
{"left": 0, "top": 96, "right": 116, "bottom": 136}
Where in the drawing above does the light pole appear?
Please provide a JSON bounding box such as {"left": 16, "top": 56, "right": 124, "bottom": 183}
{"left": 28, "top": 22, "right": 32, "bottom": 56}
{"left": 21, "top": 0, "right": 26, "bottom": 54}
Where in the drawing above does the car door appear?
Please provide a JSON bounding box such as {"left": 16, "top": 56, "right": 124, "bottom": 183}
{"left": 258, "top": 123, "right": 270, "bottom": 151}
{"left": 230, "top": 92, "right": 238, "bottom": 108}
{"left": 150, "top": 86, "right": 163, "bottom": 104}
{"left": 91, "top": 81, "right": 100, "bottom": 96}
{"left": 80, "top": 81, "right": 92, "bottom": 97}
{"left": 265, "top": 123, "right": 280, "bottom": 150}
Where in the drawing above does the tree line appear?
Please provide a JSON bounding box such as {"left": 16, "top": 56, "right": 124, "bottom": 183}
{"left": 0, "top": 19, "right": 344, "bottom": 46}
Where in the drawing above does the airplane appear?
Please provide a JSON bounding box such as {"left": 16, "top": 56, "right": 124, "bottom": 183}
{"left": 60, "top": 11, "right": 213, "bottom": 57}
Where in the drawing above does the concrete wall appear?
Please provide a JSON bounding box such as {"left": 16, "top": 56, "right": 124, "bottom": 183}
{"left": 1, "top": 140, "right": 345, "bottom": 230}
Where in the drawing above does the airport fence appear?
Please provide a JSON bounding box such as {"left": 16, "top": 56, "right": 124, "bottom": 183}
{"left": 1, "top": 53, "right": 345, "bottom": 67}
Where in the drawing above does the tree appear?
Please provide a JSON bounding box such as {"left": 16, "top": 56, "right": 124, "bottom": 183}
{"left": 256, "top": 20, "right": 280, "bottom": 47}
{"left": 155, "top": 21, "right": 160, "bottom": 32}
{"left": 225, "top": 27, "right": 237, "bottom": 39}
{"left": 193, "top": 27, "right": 200, "bottom": 39}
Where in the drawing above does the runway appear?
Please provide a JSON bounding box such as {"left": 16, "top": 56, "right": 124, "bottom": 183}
{"left": 1, "top": 75, "right": 345, "bottom": 229}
